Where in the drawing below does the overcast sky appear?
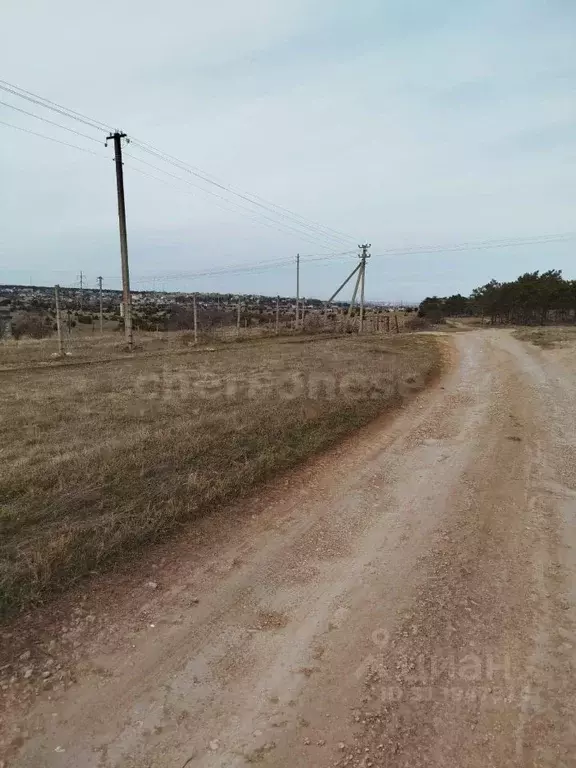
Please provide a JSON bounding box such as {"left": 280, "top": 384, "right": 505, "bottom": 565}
{"left": 1, "top": 0, "right": 575, "bottom": 302}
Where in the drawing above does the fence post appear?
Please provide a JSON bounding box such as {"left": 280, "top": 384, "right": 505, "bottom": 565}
{"left": 275, "top": 296, "right": 280, "bottom": 335}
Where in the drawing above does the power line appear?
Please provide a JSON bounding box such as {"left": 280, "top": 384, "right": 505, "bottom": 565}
{"left": 80, "top": 252, "right": 355, "bottom": 285}
{"left": 3, "top": 230, "right": 575, "bottom": 287}
{"left": 0, "top": 99, "right": 102, "bottom": 144}
{"left": 129, "top": 141, "right": 356, "bottom": 248}
{"left": 127, "top": 248, "right": 357, "bottom": 284}
{"left": 0, "top": 118, "right": 104, "bottom": 157}
{"left": 0, "top": 78, "right": 357, "bottom": 250}
{"left": 125, "top": 160, "right": 345, "bottom": 250}
{"left": 129, "top": 231, "right": 576, "bottom": 284}
{"left": 3, "top": 79, "right": 576, "bottom": 277}
{"left": 130, "top": 256, "right": 343, "bottom": 284}
{"left": 0, "top": 109, "right": 353, "bottom": 253}
{"left": 0, "top": 108, "right": 348, "bottom": 252}
{"left": 373, "top": 232, "right": 576, "bottom": 258}
{"left": 0, "top": 79, "right": 112, "bottom": 132}
{"left": 129, "top": 139, "right": 358, "bottom": 247}
{"left": 0, "top": 249, "right": 354, "bottom": 284}
{"left": 123, "top": 152, "right": 350, "bottom": 250}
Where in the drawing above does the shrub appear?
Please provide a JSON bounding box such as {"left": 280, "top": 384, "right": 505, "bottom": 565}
{"left": 405, "top": 316, "right": 430, "bottom": 331}
{"left": 11, "top": 313, "right": 53, "bottom": 340}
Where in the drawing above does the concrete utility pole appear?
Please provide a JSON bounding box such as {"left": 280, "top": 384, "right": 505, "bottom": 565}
{"left": 107, "top": 131, "right": 133, "bottom": 350}
{"left": 347, "top": 267, "right": 363, "bottom": 321}
{"left": 358, "top": 243, "right": 371, "bottom": 334}
{"left": 326, "top": 243, "right": 371, "bottom": 333}
{"left": 97, "top": 276, "right": 104, "bottom": 335}
{"left": 54, "top": 284, "right": 63, "bottom": 355}
{"left": 326, "top": 262, "right": 361, "bottom": 305}
{"left": 295, "top": 253, "right": 300, "bottom": 329}
{"left": 79, "top": 270, "right": 84, "bottom": 310}
{"left": 236, "top": 301, "right": 241, "bottom": 336}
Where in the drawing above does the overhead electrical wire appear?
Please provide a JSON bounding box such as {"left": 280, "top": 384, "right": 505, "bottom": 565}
{"left": 2, "top": 78, "right": 576, "bottom": 287}
{"left": 0, "top": 80, "right": 112, "bottom": 132}
{"left": 123, "top": 152, "right": 354, "bottom": 251}
{"left": 107, "top": 232, "right": 576, "bottom": 286}
{"left": 373, "top": 232, "right": 576, "bottom": 258}
{"left": 3, "top": 229, "right": 576, "bottom": 290}
{"left": 129, "top": 139, "right": 358, "bottom": 248}
{"left": 0, "top": 106, "right": 350, "bottom": 251}
{"left": 0, "top": 99, "right": 103, "bottom": 144}
{"left": 0, "top": 118, "right": 104, "bottom": 157}
{"left": 124, "top": 161, "right": 330, "bottom": 246}
{"left": 129, "top": 251, "right": 356, "bottom": 285}
{"left": 0, "top": 78, "right": 358, "bottom": 250}
{"left": 0, "top": 109, "right": 352, "bottom": 252}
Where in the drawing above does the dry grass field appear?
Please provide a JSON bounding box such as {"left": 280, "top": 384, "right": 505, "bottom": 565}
{"left": 513, "top": 326, "right": 576, "bottom": 348}
{"left": 0, "top": 310, "right": 412, "bottom": 369}
{"left": 0, "top": 332, "right": 443, "bottom": 617}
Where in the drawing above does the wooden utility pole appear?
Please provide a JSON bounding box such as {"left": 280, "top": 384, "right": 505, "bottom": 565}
{"left": 107, "top": 131, "right": 133, "bottom": 350}
{"left": 193, "top": 294, "right": 198, "bottom": 344}
{"left": 236, "top": 301, "right": 241, "bottom": 336}
{"left": 78, "top": 270, "right": 84, "bottom": 310}
{"left": 275, "top": 296, "right": 280, "bottom": 335}
{"left": 295, "top": 253, "right": 300, "bottom": 328}
{"left": 97, "top": 276, "right": 104, "bottom": 335}
{"left": 54, "top": 285, "right": 63, "bottom": 355}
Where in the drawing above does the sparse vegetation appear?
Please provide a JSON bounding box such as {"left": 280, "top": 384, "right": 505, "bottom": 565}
{"left": 0, "top": 333, "right": 443, "bottom": 617}
{"left": 404, "top": 316, "right": 433, "bottom": 331}
{"left": 11, "top": 312, "right": 53, "bottom": 340}
{"left": 513, "top": 327, "right": 576, "bottom": 348}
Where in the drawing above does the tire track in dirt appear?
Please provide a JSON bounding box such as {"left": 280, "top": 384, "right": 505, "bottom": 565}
{"left": 333, "top": 332, "right": 576, "bottom": 768}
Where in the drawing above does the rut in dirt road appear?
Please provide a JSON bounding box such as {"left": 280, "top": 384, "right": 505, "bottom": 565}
{"left": 3, "top": 329, "right": 576, "bottom": 768}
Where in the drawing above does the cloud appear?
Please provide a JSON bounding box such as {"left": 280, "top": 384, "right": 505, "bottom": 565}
{"left": 0, "top": 0, "right": 575, "bottom": 301}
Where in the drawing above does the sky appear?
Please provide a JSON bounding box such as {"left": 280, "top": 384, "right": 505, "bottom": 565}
{"left": 0, "top": 0, "right": 575, "bottom": 302}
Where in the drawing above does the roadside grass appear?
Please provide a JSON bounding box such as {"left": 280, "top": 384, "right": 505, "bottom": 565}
{"left": 0, "top": 330, "right": 204, "bottom": 367}
{"left": 0, "top": 334, "right": 443, "bottom": 617}
{"left": 513, "top": 326, "right": 576, "bottom": 348}
{"left": 0, "top": 313, "right": 412, "bottom": 369}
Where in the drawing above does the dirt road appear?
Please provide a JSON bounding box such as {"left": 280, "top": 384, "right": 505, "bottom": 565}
{"left": 3, "top": 329, "right": 576, "bottom": 767}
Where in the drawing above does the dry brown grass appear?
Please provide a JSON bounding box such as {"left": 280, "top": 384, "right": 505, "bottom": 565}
{"left": 0, "top": 333, "right": 443, "bottom": 617}
{"left": 513, "top": 326, "right": 576, "bottom": 348}
{"left": 0, "top": 330, "right": 186, "bottom": 367}
{"left": 0, "top": 312, "right": 412, "bottom": 369}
